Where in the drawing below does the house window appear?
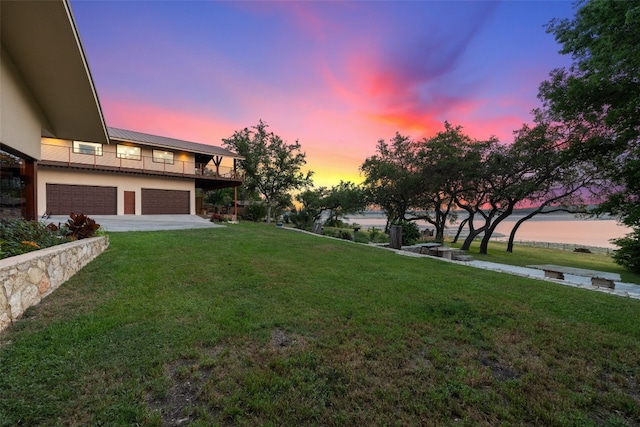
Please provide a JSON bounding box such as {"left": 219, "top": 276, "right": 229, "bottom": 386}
{"left": 152, "top": 150, "right": 174, "bottom": 164}
{"left": 73, "top": 141, "right": 103, "bottom": 156}
{"left": 117, "top": 144, "right": 141, "bottom": 160}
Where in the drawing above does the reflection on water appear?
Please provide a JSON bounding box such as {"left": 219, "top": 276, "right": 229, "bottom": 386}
{"left": 346, "top": 212, "right": 630, "bottom": 249}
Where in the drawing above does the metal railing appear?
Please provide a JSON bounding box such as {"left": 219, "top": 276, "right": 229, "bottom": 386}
{"left": 41, "top": 143, "right": 241, "bottom": 179}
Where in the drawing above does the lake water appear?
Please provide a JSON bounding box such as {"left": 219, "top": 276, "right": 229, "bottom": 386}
{"left": 346, "top": 212, "right": 630, "bottom": 249}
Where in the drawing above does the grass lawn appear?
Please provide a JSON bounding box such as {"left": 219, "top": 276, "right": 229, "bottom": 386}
{"left": 451, "top": 240, "right": 640, "bottom": 284}
{"left": 1, "top": 223, "right": 639, "bottom": 426}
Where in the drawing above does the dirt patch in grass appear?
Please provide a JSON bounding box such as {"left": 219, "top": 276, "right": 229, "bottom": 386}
{"left": 269, "top": 327, "right": 308, "bottom": 350}
{"left": 146, "top": 328, "right": 311, "bottom": 426}
{"left": 147, "top": 358, "right": 213, "bottom": 426}
{"left": 479, "top": 351, "right": 519, "bottom": 382}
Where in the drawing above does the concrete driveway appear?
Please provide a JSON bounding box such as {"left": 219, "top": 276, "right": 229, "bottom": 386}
{"left": 44, "top": 215, "right": 225, "bottom": 232}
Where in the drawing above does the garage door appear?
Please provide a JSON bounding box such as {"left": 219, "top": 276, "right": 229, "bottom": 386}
{"left": 141, "top": 189, "right": 190, "bottom": 214}
{"left": 46, "top": 184, "right": 117, "bottom": 215}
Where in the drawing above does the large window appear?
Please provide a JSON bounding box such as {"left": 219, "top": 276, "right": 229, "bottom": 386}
{"left": 152, "top": 150, "right": 174, "bottom": 164}
{"left": 0, "top": 148, "right": 35, "bottom": 220}
{"left": 73, "top": 141, "right": 103, "bottom": 156}
{"left": 117, "top": 144, "right": 141, "bottom": 160}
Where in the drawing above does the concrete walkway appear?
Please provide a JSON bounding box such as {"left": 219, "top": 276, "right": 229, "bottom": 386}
{"left": 394, "top": 245, "right": 640, "bottom": 299}
{"left": 45, "top": 215, "right": 224, "bottom": 232}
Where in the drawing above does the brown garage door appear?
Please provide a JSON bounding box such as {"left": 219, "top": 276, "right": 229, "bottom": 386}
{"left": 141, "top": 189, "right": 190, "bottom": 214}
{"left": 46, "top": 184, "right": 117, "bottom": 215}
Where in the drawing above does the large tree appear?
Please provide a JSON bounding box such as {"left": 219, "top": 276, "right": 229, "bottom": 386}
{"left": 540, "top": 0, "right": 640, "bottom": 269}
{"left": 223, "top": 120, "right": 313, "bottom": 224}
{"left": 292, "top": 181, "right": 367, "bottom": 229}
{"left": 360, "top": 133, "right": 422, "bottom": 231}
{"left": 322, "top": 181, "right": 368, "bottom": 226}
{"left": 414, "top": 123, "right": 495, "bottom": 242}
{"left": 504, "top": 111, "right": 606, "bottom": 252}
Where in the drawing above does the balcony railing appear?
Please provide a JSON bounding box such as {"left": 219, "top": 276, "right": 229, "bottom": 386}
{"left": 41, "top": 143, "right": 242, "bottom": 180}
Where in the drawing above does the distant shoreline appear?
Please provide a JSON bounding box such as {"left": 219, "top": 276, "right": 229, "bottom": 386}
{"left": 342, "top": 212, "right": 628, "bottom": 250}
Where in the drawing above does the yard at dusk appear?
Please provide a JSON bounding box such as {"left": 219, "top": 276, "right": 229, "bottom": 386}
{"left": 1, "top": 224, "right": 638, "bottom": 426}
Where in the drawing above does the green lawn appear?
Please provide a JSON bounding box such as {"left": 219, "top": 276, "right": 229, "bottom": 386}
{"left": 451, "top": 240, "right": 640, "bottom": 284}
{"left": 1, "top": 223, "right": 639, "bottom": 426}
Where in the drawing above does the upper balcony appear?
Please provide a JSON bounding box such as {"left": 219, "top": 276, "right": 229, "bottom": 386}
{"left": 40, "top": 142, "right": 244, "bottom": 189}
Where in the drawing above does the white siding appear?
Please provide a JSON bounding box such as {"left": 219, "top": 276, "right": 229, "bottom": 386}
{"left": 0, "top": 46, "right": 47, "bottom": 160}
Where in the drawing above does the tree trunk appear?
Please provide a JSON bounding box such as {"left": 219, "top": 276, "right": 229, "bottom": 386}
{"left": 506, "top": 207, "right": 571, "bottom": 252}
{"left": 435, "top": 211, "right": 445, "bottom": 242}
{"left": 452, "top": 218, "right": 469, "bottom": 243}
{"left": 479, "top": 209, "right": 512, "bottom": 254}
{"left": 507, "top": 212, "right": 538, "bottom": 252}
{"left": 461, "top": 212, "right": 485, "bottom": 251}
{"left": 266, "top": 205, "right": 272, "bottom": 224}
{"left": 462, "top": 228, "right": 484, "bottom": 250}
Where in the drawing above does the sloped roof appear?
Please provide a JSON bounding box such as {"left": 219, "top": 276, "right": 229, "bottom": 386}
{"left": 1, "top": 0, "right": 108, "bottom": 144}
{"left": 108, "top": 127, "right": 243, "bottom": 159}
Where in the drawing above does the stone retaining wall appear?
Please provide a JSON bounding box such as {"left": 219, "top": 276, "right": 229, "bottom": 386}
{"left": 0, "top": 236, "right": 109, "bottom": 333}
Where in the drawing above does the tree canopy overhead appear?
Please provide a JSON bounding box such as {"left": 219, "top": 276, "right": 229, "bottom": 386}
{"left": 539, "top": 0, "right": 640, "bottom": 270}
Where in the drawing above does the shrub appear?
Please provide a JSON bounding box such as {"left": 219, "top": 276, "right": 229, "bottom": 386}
{"left": 353, "top": 231, "right": 370, "bottom": 244}
{"left": 288, "top": 208, "right": 314, "bottom": 230}
{"left": 244, "top": 203, "right": 267, "bottom": 222}
{"left": 324, "top": 218, "right": 344, "bottom": 228}
{"left": 64, "top": 213, "right": 100, "bottom": 239}
{"left": 368, "top": 226, "right": 383, "bottom": 241}
{"left": 392, "top": 220, "right": 421, "bottom": 246}
{"left": 322, "top": 228, "right": 338, "bottom": 238}
{"left": 611, "top": 229, "right": 640, "bottom": 273}
{"left": 0, "top": 214, "right": 102, "bottom": 260}
{"left": 0, "top": 218, "right": 69, "bottom": 259}
{"left": 338, "top": 229, "right": 352, "bottom": 240}
{"left": 367, "top": 227, "right": 389, "bottom": 244}
{"left": 210, "top": 213, "right": 225, "bottom": 223}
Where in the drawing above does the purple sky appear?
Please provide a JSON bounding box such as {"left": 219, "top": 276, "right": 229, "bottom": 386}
{"left": 71, "top": 0, "right": 575, "bottom": 187}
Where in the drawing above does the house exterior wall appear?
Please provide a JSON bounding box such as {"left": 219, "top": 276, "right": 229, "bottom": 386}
{"left": 41, "top": 138, "right": 197, "bottom": 175}
{"left": 0, "top": 46, "right": 45, "bottom": 160}
{"left": 37, "top": 168, "right": 196, "bottom": 216}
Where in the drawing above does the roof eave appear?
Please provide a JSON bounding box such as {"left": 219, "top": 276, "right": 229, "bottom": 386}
{"left": 0, "top": 0, "right": 109, "bottom": 144}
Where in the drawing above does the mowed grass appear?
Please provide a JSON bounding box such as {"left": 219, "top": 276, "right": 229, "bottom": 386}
{"left": 0, "top": 223, "right": 639, "bottom": 426}
{"left": 453, "top": 240, "right": 640, "bottom": 284}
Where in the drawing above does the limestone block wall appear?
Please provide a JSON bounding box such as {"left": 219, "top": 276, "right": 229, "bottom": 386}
{"left": 0, "top": 236, "right": 109, "bottom": 333}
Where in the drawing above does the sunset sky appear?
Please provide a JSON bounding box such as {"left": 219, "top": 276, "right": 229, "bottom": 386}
{"left": 71, "top": 0, "right": 575, "bottom": 188}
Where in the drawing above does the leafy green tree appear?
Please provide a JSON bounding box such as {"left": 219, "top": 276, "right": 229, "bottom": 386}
{"left": 414, "top": 123, "right": 492, "bottom": 242}
{"left": 540, "top": 0, "right": 640, "bottom": 269}
{"left": 504, "top": 112, "right": 605, "bottom": 252}
{"left": 360, "top": 133, "right": 421, "bottom": 231}
{"left": 292, "top": 182, "right": 367, "bottom": 229}
{"left": 454, "top": 130, "right": 565, "bottom": 254}
{"left": 322, "top": 181, "right": 368, "bottom": 226}
{"left": 292, "top": 187, "right": 328, "bottom": 228}
{"left": 223, "top": 120, "right": 313, "bottom": 224}
{"left": 611, "top": 229, "right": 640, "bottom": 273}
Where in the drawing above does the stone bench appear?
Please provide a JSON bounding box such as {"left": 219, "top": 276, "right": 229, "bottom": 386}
{"left": 526, "top": 264, "right": 621, "bottom": 289}
{"left": 427, "top": 246, "right": 455, "bottom": 260}
{"left": 418, "top": 243, "right": 442, "bottom": 255}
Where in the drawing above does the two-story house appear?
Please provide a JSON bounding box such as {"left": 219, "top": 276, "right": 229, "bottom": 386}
{"left": 39, "top": 128, "right": 243, "bottom": 216}
{"left": 1, "top": 0, "right": 242, "bottom": 220}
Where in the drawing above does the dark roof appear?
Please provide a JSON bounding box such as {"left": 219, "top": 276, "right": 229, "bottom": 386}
{"left": 108, "top": 127, "right": 243, "bottom": 159}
